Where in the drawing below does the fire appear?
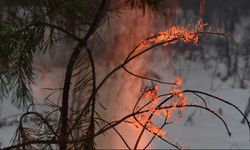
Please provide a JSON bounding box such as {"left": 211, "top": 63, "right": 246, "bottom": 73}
{"left": 127, "top": 19, "right": 211, "bottom": 141}
{"left": 168, "top": 76, "right": 187, "bottom": 120}
{"left": 143, "top": 84, "right": 159, "bottom": 101}
{"left": 197, "top": 19, "right": 207, "bottom": 32}
{"left": 130, "top": 76, "right": 187, "bottom": 139}
{"left": 137, "top": 40, "right": 150, "bottom": 50}
{"left": 101, "top": 1, "right": 226, "bottom": 148}
{"left": 148, "top": 123, "right": 167, "bottom": 138}
{"left": 165, "top": 101, "right": 178, "bottom": 120}
{"left": 132, "top": 18, "right": 207, "bottom": 58}
{"left": 175, "top": 76, "right": 183, "bottom": 86}
{"left": 103, "top": 6, "right": 218, "bottom": 146}
{"left": 150, "top": 26, "right": 199, "bottom": 45}
{"left": 99, "top": 7, "right": 156, "bottom": 149}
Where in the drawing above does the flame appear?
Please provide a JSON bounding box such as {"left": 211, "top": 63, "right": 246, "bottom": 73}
{"left": 151, "top": 26, "right": 199, "bottom": 45}
{"left": 148, "top": 123, "right": 167, "bottom": 138}
{"left": 132, "top": 76, "right": 187, "bottom": 139}
{"left": 99, "top": 5, "right": 212, "bottom": 147}
{"left": 143, "top": 84, "right": 158, "bottom": 101}
{"left": 128, "top": 18, "right": 223, "bottom": 142}
{"left": 137, "top": 40, "right": 150, "bottom": 50}
{"left": 165, "top": 101, "right": 178, "bottom": 120}
{"left": 133, "top": 18, "right": 207, "bottom": 57}
{"left": 124, "top": 14, "right": 209, "bottom": 142}
{"left": 175, "top": 76, "right": 183, "bottom": 86}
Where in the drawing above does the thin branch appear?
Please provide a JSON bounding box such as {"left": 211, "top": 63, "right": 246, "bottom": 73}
{"left": 94, "top": 118, "right": 131, "bottom": 150}
{"left": 95, "top": 95, "right": 173, "bottom": 136}
{"left": 123, "top": 66, "right": 175, "bottom": 85}
{"left": 132, "top": 103, "right": 231, "bottom": 149}
{"left": 42, "top": 22, "right": 82, "bottom": 41}
{"left": 191, "top": 92, "right": 208, "bottom": 108}
{"left": 133, "top": 107, "right": 154, "bottom": 149}
{"left": 20, "top": 111, "right": 59, "bottom": 138}
{"left": 183, "top": 90, "right": 250, "bottom": 140}
{"left": 96, "top": 39, "right": 173, "bottom": 92}
{"left": 133, "top": 115, "right": 180, "bottom": 149}
{"left": 45, "top": 108, "right": 60, "bottom": 119}
{"left": 124, "top": 34, "right": 163, "bottom": 62}
{"left": 2, "top": 139, "right": 58, "bottom": 150}
{"left": 134, "top": 94, "right": 175, "bottom": 149}
{"left": 85, "top": 45, "right": 97, "bottom": 147}
{"left": 180, "top": 104, "right": 231, "bottom": 136}
{"left": 198, "top": 31, "right": 226, "bottom": 36}
{"left": 143, "top": 118, "right": 168, "bottom": 149}
{"left": 4, "top": 103, "right": 229, "bottom": 150}
{"left": 133, "top": 93, "right": 144, "bottom": 113}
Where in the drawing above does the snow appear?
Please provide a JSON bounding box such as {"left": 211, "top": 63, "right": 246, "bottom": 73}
{"left": 152, "top": 61, "right": 250, "bottom": 149}
{"left": 0, "top": 60, "right": 250, "bottom": 149}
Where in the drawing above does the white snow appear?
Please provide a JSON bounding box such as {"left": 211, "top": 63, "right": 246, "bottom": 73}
{"left": 1, "top": 60, "right": 250, "bottom": 149}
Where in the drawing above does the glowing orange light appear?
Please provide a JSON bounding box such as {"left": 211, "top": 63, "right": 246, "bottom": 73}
{"left": 127, "top": 18, "right": 216, "bottom": 143}
{"left": 175, "top": 76, "right": 183, "bottom": 86}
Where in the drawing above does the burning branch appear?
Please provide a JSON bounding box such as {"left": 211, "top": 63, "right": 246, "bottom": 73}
{"left": 93, "top": 19, "right": 249, "bottom": 149}
{"left": 3, "top": 18, "right": 248, "bottom": 150}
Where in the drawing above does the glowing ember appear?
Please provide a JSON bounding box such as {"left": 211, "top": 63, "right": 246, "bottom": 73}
{"left": 175, "top": 76, "right": 183, "bottom": 86}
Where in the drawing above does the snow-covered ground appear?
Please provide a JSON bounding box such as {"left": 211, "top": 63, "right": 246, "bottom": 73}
{"left": 152, "top": 62, "right": 250, "bottom": 149}
{"left": 1, "top": 60, "right": 250, "bottom": 149}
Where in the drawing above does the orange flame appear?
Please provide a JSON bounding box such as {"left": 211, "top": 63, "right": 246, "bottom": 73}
{"left": 131, "top": 74, "right": 188, "bottom": 140}
{"left": 127, "top": 18, "right": 219, "bottom": 145}
{"left": 134, "top": 19, "right": 207, "bottom": 55}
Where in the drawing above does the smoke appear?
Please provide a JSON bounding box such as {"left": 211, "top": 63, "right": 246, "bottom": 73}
{"left": 95, "top": 6, "right": 178, "bottom": 148}
{"left": 94, "top": 8, "right": 154, "bottom": 148}
{"left": 31, "top": 3, "right": 179, "bottom": 149}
